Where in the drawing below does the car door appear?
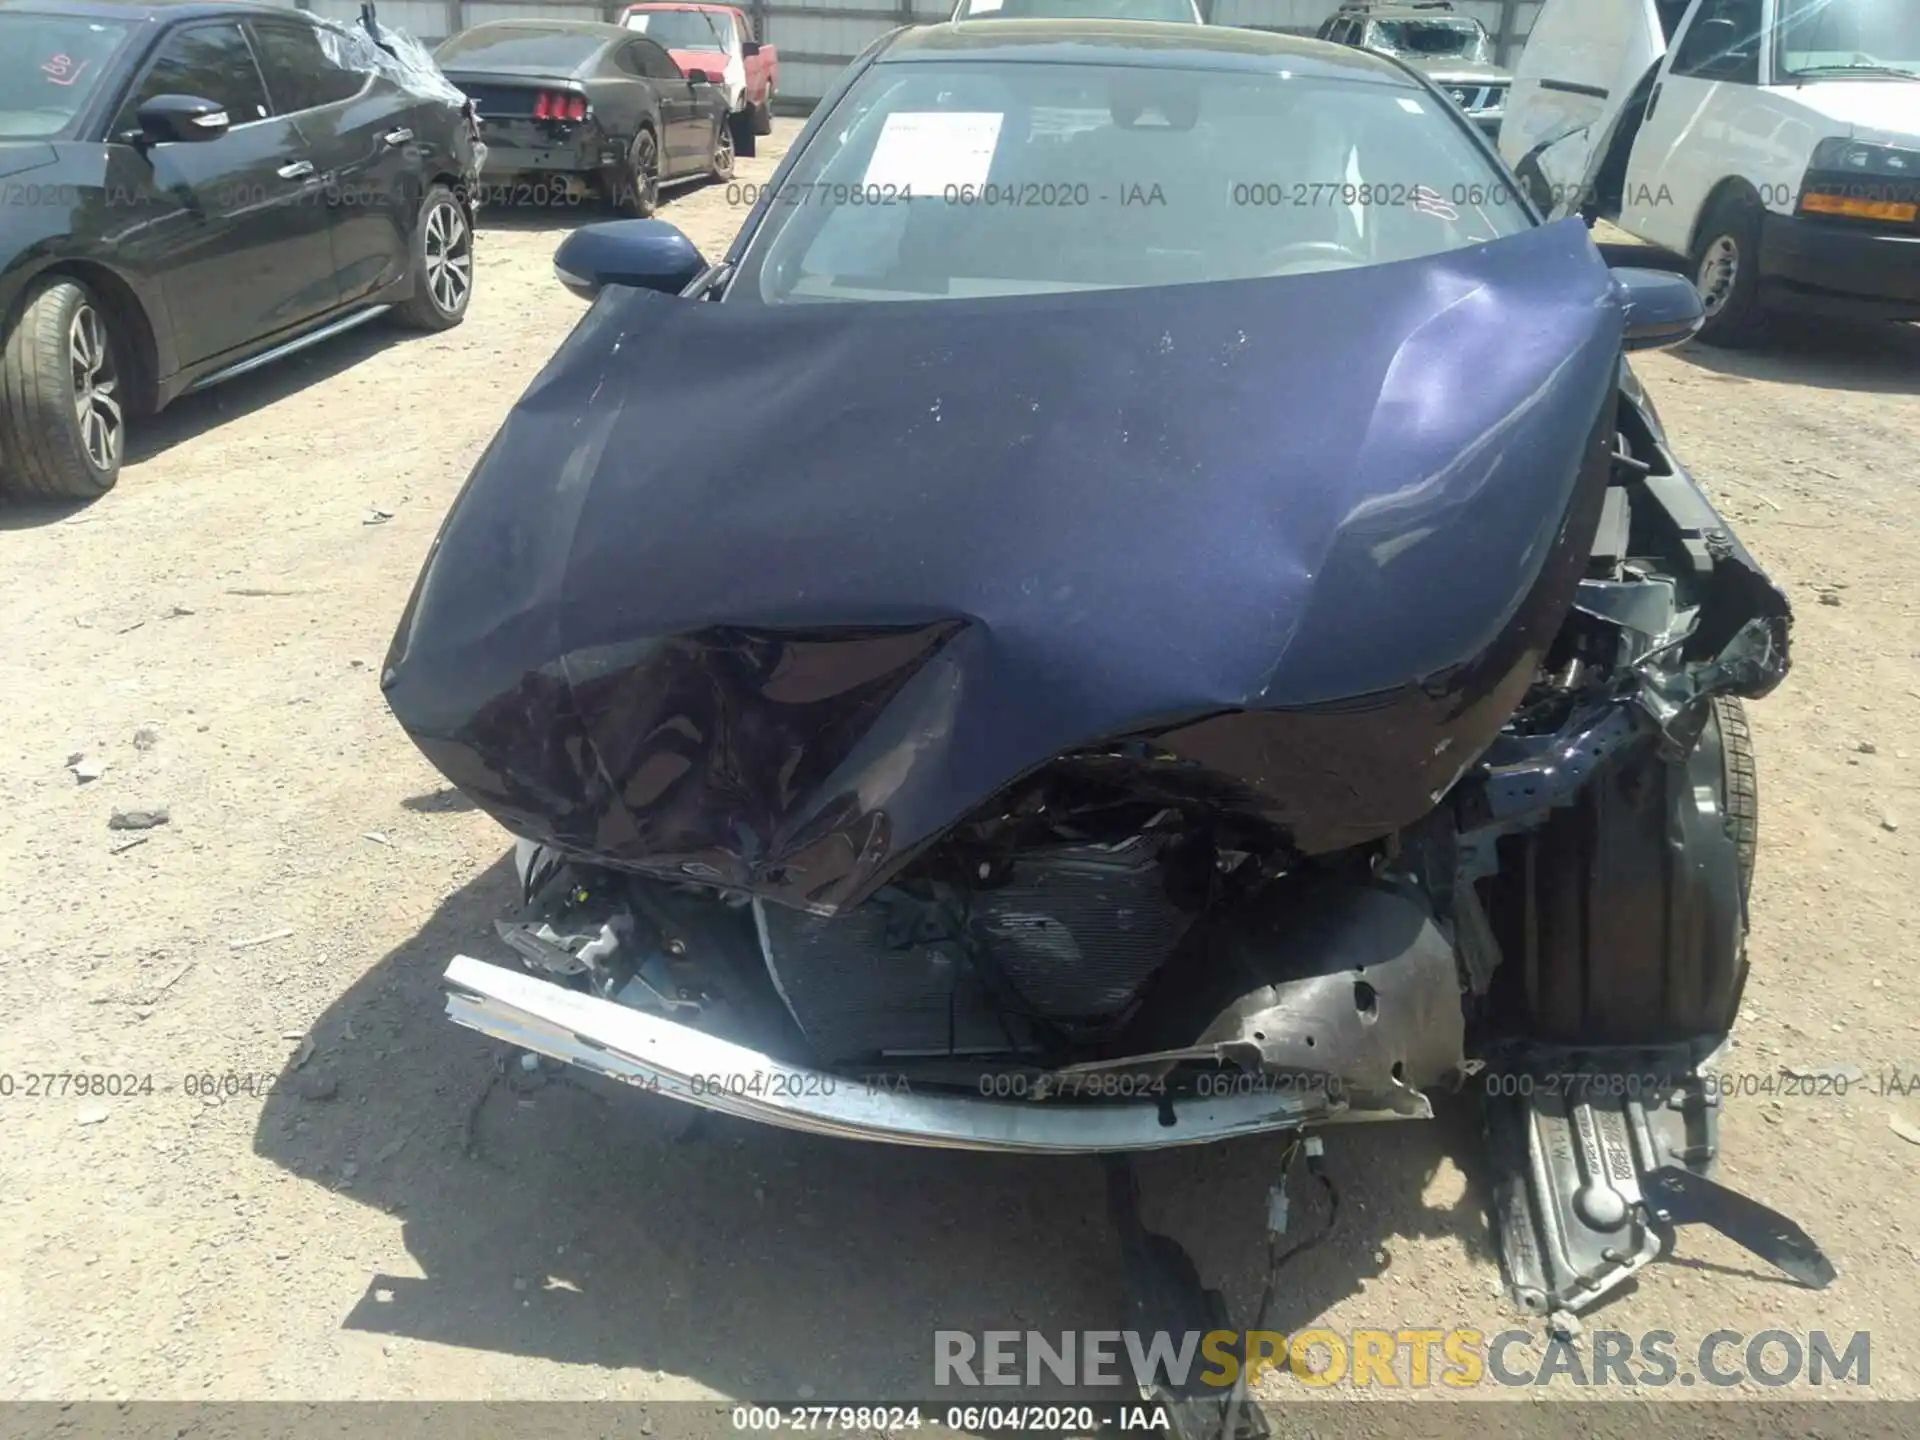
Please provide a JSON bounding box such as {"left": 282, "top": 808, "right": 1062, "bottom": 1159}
{"left": 106, "top": 20, "right": 339, "bottom": 366}
{"left": 625, "top": 35, "right": 700, "bottom": 176}
{"left": 246, "top": 16, "right": 418, "bottom": 306}
{"left": 1500, "top": 0, "right": 1669, "bottom": 209}
{"left": 1620, "top": 0, "right": 1767, "bottom": 250}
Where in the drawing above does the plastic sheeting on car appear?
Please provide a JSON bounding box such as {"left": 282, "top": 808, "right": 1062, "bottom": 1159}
{"left": 314, "top": 14, "right": 470, "bottom": 110}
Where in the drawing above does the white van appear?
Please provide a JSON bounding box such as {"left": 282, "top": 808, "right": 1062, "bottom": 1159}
{"left": 1501, "top": 0, "right": 1919, "bottom": 344}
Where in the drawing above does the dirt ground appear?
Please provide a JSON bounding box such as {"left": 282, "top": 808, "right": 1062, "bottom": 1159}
{"left": 2, "top": 119, "right": 1918, "bottom": 1407}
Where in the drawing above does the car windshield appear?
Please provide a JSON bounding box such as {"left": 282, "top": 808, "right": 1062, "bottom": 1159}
{"left": 1366, "top": 19, "right": 1495, "bottom": 63}
{"left": 0, "top": 14, "right": 131, "bottom": 138}
{"left": 733, "top": 58, "right": 1526, "bottom": 304}
{"left": 955, "top": 0, "right": 1196, "bottom": 20}
{"left": 1774, "top": 0, "right": 1920, "bottom": 76}
{"left": 626, "top": 9, "right": 732, "bottom": 49}
{"left": 435, "top": 26, "right": 607, "bottom": 68}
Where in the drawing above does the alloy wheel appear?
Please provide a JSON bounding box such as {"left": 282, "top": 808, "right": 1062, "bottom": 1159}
{"left": 633, "top": 131, "right": 660, "bottom": 212}
{"left": 1696, "top": 234, "right": 1739, "bottom": 318}
{"left": 423, "top": 199, "right": 473, "bottom": 316}
{"left": 69, "top": 303, "right": 121, "bottom": 473}
{"left": 714, "top": 121, "right": 734, "bottom": 177}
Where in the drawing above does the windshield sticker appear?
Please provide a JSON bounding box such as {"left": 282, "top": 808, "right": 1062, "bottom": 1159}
{"left": 42, "top": 54, "right": 94, "bottom": 86}
{"left": 1396, "top": 97, "right": 1424, "bottom": 114}
{"left": 1409, "top": 184, "right": 1459, "bottom": 221}
{"left": 863, "top": 111, "right": 1004, "bottom": 195}
{"left": 970, "top": 0, "right": 1005, "bottom": 11}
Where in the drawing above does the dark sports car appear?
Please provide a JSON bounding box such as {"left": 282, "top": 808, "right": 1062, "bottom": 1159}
{"left": 434, "top": 19, "right": 732, "bottom": 215}
{"left": 0, "top": 0, "right": 482, "bottom": 501}
{"left": 386, "top": 20, "right": 1833, "bottom": 1382}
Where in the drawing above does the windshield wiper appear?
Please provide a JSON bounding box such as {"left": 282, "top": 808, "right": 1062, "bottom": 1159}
{"left": 1788, "top": 63, "right": 1920, "bottom": 79}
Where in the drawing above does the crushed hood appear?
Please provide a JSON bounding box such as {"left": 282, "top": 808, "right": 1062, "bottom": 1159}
{"left": 384, "top": 218, "right": 1625, "bottom": 913}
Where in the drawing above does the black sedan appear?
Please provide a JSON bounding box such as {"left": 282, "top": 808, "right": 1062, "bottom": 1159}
{"left": 0, "top": 0, "right": 484, "bottom": 501}
{"left": 434, "top": 20, "right": 733, "bottom": 217}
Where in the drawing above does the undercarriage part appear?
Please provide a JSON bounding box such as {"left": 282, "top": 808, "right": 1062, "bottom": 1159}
{"left": 443, "top": 953, "right": 1444, "bottom": 1152}
{"left": 1106, "top": 1154, "right": 1269, "bottom": 1440}
{"left": 1488, "top": 1074, "right": 1835, "bottom": 1315}
{"left": 1121, "top": 876, "right": 1466, "bottom": 1110}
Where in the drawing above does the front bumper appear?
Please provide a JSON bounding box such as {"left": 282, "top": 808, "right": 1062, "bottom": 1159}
{"left": 443, "top": 954, "right": 1429, "bottom": 1153}
{"left": 1759, "top": 210, "right": 1920, "bottom": 320}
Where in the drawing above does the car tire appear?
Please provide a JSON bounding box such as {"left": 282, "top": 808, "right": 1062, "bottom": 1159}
{"left": 709, "top": 116, "right": 735, "bottom": 182}
{"left": 752, "top": 90, "right": 774, "bottom": 136}
{"left": 1690, "top": 191, "right": 1768, "bottom": 348}
{"left": 730, "top": 107, "right": 757, "bottom": 159}
{"left": 1718, "top": 694, "right": 1758, "bottom": 904}
{"left": 610, "top": 128, "right": 660, "bottom": 217}
{"left": 394, "top": 185, "right": 473, "bottom": 332}
{"left": 0, "top": 276, "right": 124, "bottom": 502}
{"left": 1483, "top": 697, "right": 1755, "bottom": 1047}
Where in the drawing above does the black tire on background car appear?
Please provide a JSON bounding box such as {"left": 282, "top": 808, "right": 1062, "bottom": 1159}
{"left": 610, "top": 128, "right": 661, "bottom": 217}
{"left": 752, "top": 89, "right": 774, "bottom": 136}
{"left": 730, "top": 107, "right": 757, "bottom": 159}
{"left": 0, "top": 276, "right": 124, "bottom": 501}
{"left": 395, "top": 185, "right": 473, "bottom": 331}
{"left": 1483, "top": 696, "right": 1756, "bottom": 1047}
{"left": 709, "top": 116, "right": 735, "bottom": 182}
{"left": 1690, "top": 189, "right": 1768, "bottom": 348}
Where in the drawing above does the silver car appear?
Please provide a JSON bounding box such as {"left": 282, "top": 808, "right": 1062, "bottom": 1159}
{"left": 1315, "top": 0, "right": 1509, "bottom": 139}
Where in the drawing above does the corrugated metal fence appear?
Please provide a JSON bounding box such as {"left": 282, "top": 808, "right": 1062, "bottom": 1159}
{"left": 289, "top": 0, "right": 1546, "bottom": 111}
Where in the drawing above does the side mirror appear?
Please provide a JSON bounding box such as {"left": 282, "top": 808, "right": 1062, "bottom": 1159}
{"left": 1613, "top": 266, "right": 1704, "bottom": 352}
{"left": 136, "top": 93, "right": 230, "bottom": 144}
{"left": 741, "top": 39, "right": 762, "bottom": 57}
{"left": 685, "top": 68, "right": 714, "bottom": 85}
{"left": 553, "top": 219, "right": 708, "bottom": 301}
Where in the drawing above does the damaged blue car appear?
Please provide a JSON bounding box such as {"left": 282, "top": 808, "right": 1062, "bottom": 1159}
{"left": 380, "top": 20, "right": 1833, "bottom": 1406}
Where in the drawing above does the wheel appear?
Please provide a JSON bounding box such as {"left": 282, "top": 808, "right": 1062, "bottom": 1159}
{"left": 610, "top": 129, "right": 660, "bottom": 217}
{"left": 0, "top": 276, "right": 125, "bottom": 501}
{"left": 1690, "top": 190, "right": 1768, "bottom": 348}
{"left": 1483, "top": 698, "right": 1755, "bottom": 1046}
{"left": 709, "top": 115, "right": 735, "bottom": 182}
{"left": 394, "top": 185, "right": 473, "bottom": 332}
{"left": 752, "top": 90, "right": 774, "bottom": 136}
{"left": 729, "top": 107, "right": 757, "bottom": 159}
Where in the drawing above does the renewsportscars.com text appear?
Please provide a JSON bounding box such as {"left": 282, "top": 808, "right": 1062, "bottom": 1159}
{"left": 933, "top": 1328, "right": 1870, "bottom": 1390}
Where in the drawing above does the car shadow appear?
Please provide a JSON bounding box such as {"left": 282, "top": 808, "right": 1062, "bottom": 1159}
{"left": 0, "top": 496, "right": 98, "bottom": 531}
{"left": 1674, "top": 316, "right": 1920, "bottom": 396}
{"left": 250, "top": 853, "right": 1501, "bottom": 1400}
{"left": 122, "top": 322, "right": 437, "bottom": 468}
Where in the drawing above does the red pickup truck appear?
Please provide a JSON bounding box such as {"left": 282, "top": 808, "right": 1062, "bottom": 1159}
{"left": 619, "top": 3, "right": 778, "bottom": 155}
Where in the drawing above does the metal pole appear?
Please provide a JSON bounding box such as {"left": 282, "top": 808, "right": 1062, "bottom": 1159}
{"left": 1495, "top": 0, "right": 1524, "bottom": 67}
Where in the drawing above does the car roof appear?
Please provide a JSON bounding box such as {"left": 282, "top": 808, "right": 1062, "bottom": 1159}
{"left": 884, "top": 20, "right": 1418, "bottom": 83}
{"left": 0, "top": 0, "right": 315, "bottom": 21}
{"left": 1351, "top": 4, "right": 1483, "bottom": 20}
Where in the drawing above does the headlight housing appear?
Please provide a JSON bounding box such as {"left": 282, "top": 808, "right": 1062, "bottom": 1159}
{"left": 1799, "top": 138, "right": 1919, "bottom": 223}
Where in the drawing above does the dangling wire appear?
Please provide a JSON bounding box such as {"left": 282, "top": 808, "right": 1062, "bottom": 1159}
{"left": 1217, "top": 1136, "right": 1342, "bottom": 1440}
